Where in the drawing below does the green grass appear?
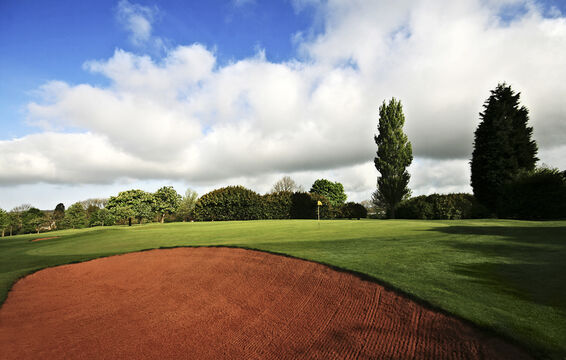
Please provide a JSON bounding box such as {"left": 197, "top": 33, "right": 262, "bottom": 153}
{"left": 1, "top": 219, "right": 565, "bottom": 359}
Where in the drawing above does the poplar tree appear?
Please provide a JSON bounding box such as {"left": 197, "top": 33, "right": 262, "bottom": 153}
{"left": 373, "top": 98, "right": 413, "bottom": 218}
{"left": 471, "top": 83, "right": 538, "bottom": 213}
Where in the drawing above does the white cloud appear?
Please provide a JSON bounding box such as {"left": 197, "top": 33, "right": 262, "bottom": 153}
{"left": 1, "top": 0, "right": 566, "bottom": 209}
{"left": 116, "top": 0, "right": 163, "bottom": 49}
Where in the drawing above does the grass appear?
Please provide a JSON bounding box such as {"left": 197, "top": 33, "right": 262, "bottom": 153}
{"left": 1, "top": 219, "right": 565, "bottom": 359}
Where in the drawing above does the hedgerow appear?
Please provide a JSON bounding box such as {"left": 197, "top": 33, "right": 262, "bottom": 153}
{"left": 193, "top": 186, "right": 263, "bottom": 221}
{"left": 193, "top": 187, "right": 366, "bottom": 221}
{"left": 396, "top": 193, "right": 489, "bottom": 220}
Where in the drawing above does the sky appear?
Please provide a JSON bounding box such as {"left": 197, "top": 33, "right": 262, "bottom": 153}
{"left": 1, "top": 0, "right": 565, "bottom": 210}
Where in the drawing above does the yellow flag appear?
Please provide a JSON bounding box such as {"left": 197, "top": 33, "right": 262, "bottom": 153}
{"left": 317, "top": 200, "right": 322, "bottom": 206}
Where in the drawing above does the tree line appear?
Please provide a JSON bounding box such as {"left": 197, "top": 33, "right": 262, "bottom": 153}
{"left": 2, "top": 82, "right": 564, "bottom": 233}
{"left": 0, "top": 178, "right": 366, "bottom": 236}
{"left": 373, "top": 83, "right": 566, "bottom": 220}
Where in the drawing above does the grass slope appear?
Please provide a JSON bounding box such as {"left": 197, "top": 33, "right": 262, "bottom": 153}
{"left": 1, "top": 219, "right": 564, "bottom": 359}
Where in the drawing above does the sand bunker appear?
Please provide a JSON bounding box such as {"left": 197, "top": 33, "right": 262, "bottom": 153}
{"left": 0, "top": 247, "right": 531, "bottom": 359}
{"left": 31, "top": 236, "right": 60, "bottom": 242}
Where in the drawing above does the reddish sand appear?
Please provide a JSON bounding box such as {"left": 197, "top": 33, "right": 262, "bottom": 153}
{"left": 0, "top": 247, "right": 531, "bottom": 359}
{"left": 31, "top": 236, "right": 60, "bottom": 242}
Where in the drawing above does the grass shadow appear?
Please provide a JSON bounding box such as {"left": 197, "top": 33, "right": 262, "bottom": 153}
{"left": 430, "top": 225, "right": 566, "bottom": 312}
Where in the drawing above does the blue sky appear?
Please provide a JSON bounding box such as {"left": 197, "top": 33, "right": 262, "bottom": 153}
{"left": 0, "top": 0, "right": 317, "bottom": 139}
{"left": 1, "top": 0, "right": 566, "bottom": 209}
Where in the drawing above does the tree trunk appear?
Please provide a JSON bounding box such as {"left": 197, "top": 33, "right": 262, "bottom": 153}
{"left": 10, "top": 226, "right": 12, "bottom": 236}
{"left": 161, "top": 214, "right": 165, "bottom": 223}
{"left": 1, "top": 229, "right": 4, "bottom": 237}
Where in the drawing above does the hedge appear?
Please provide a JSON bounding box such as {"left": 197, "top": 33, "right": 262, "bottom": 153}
{"left": 497, "top": 168, "right": 566, "bottom": 220}
{"left": 339, "top": 202, "right": 368, "bottom": 219}
{"left": 193, "top": 186, "right": 263, "bottom": 221}
{"left": 396, "top": 193, "right": 489, "bottom": 220}
{"left": 193, "top": 187, "right": 367, "bottom": 221}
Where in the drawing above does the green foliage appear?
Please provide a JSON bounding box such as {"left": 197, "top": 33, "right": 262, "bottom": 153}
{"left": 396, "top": 193, "right": 489, "bottom": 220}
{"left": 308, "top": 193, "right": 335, "bottom": 219}
{"left": 471, "top": 83, "right": 538, "bottom": 214}
{"left": 65, "top": 203, "right": 88, "bottom": 229}
{"left": 309, "top": 179, "right": 347, "bottom": 207}
{"left": 262, "top": 191, "right": 293, "bottom": 219}
{"left": 154, "top": 186, "right": 182, "bottom": 223}
{"left": 192, "top": 187, "right": 337, "bottom": 221}
{"left": 339, "top": 202, "right": 368, "bottom": 219}
{"left": 53, "top": 203, "right": 65, "bottom": 220}
{"left": 498, "top": 167, "right": 566, "bottom": 220}
{"left": 107, "top": 189, "right": 155, "bottom": 224}
{"left": 7, "top": 211, "right": 21, "bottom": 236}
{"left": 288, "top": 192, "right": 334, "bottom": 219}
{"left": 15, "top": 207, "right": 48, "bottom": 234}
{"left": 88, "top": 208, "right": 116, "bottom": 227}
{"left": 176, "top": 188, "right": 198, "bottom": 221}
{"left": 0, "top": 209, "right": 8, "bottom": 237}
{"left": 108, "top": 205, "right": 135, "bottom": 225}
{"left": 193, "top": 186, "right": 263, "bottom": 221}
{"left": 374, "top": 98, "right": 413, "bottom": 218}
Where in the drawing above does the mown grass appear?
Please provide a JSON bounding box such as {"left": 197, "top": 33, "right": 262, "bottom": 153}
{"left": 1, "top": 219, "right": 564, "bottom": 359}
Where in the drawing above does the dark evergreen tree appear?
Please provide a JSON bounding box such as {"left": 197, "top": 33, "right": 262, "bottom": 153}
{"left": 54, "top": 203, "right": 65, "bottom": 216}
{"left": 373, "top": 98, "right": 413, "bottom": 218}
{"left": 471, "top": 83, "right": 538, "bottom": 213}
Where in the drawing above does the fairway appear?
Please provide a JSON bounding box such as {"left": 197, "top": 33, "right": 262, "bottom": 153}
{"left": 1, "top": 219, "right": 565, "bottom": 359}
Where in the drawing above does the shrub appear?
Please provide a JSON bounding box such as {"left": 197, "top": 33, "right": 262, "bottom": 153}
{"left": 397, "top": 193, "right": 488, "bottom": 220}
{"left": 193, "top": 187, "right": 338, "bottom": 221}
{"left": 339, "top": 202, "right": 368, "bottom": 219}
{"left": 309, "top": 193, "right": 335, "bottom": 219}
{"left": 193, "top": 186, "right": 263, "bottom": 221}
{"left": 262, "top": 191, "right": 293, "bottom": 219}
{"left": 498, "top": 167, "right": 566, "bottom": 220}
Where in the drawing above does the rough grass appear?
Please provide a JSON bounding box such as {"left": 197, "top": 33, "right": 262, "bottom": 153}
{"left": 1, "top": 219, "right": 564, "bottom": 359}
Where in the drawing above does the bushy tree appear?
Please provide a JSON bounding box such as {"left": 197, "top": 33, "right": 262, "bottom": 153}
{"left": 89, "top": 208, "right": 116, "bottom": 227}
{"left": 20, "top": 207, "right": 46, "bottom": 234}
{"left": 65, "top": 202, "right": 88, "bottom": 229}
{"left": 53, "top": 203, "right": 65, "bottom": 220}
{"left": 471, "top": 83, "right": 538, "bottom": 214}
{"left": 108, "top": 205, "right": 135, "bottom": 225}
{"left": 7, "top": 211, "right": 21, "bottom": 236}
{"left": 271, "top": 176, "right": 304, "bottom": 193}
{"left": 193, "top": 186, "right": 263, "bottom": 221}
{"left": 310, "top": 179, "right": 347, "bottom": 207}
{"left": 340, "top": 202, "right": 368, "bottom": 219}
{"left": 176, "top": 188, "right": 198, "bottom": 221}
{"left": 154, "top": 186, "right": 181, "bottom": 223}
{"left": 30, "top": 214, "right": 49, "bottom": 234}
{"left": 374, "top": 98, "right": 413, "bottom": 218}
{"left": 0, "top": 209, "right": 8, "bottom": 237}
{"left": 107, "top": 189, "right": 155, "bottom": 224}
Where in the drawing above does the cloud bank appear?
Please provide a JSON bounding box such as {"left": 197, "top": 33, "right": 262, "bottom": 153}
{"left": 2, "top": 0, "right": 566, "bottom": 203}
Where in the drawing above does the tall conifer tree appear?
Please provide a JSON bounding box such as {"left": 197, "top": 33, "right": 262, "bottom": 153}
{"left": 471, "top": 83, "right": 538, "bottom": 213}
{"left": 373, "top": 98, "right": 413, "bottom": 218}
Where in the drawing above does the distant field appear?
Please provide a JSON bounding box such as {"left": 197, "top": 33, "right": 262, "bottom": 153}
{"left": 1, "top": 219, "right": 565, "bottom": 359}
